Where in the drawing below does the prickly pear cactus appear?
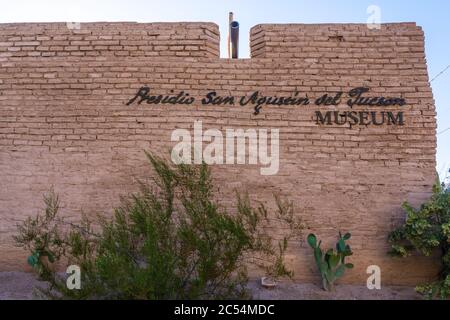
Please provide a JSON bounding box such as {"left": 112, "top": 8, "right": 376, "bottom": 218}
{"left": 307, "top": 232, "right": 354, "bottom": 291}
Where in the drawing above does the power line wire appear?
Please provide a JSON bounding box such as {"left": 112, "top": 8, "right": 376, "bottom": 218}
{"left": 431, "top": 65, "right": 450, "bottom": 136}
{"left": 431, "top": 64, "right": 450, "bottom": 82}
{"left": 438, "top": 126, "right": 450, "bottom": 135}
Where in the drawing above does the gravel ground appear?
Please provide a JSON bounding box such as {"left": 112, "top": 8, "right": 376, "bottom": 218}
{"left": 0, "top": 272, "right": 422, "bottom": 300}
{"left": 0, "top": 272, "right": 48, "bottom": 300}
{"left": 247, "top": 279, "right": 422, "bottom": 300}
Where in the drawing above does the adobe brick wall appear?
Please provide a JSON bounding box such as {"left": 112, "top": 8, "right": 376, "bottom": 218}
{"left": 0, "top": 22, "right": 439, "bottom": 286}
{"left": 0, "top": 22, "right": 219, "bottom": 58}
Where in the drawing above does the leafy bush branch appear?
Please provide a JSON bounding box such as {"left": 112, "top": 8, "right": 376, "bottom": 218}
{"left": 388, "top": 178, "right": 450, "bottom": 299}
{"left": 14, "top": 151, "right": 305, "bottom": 299}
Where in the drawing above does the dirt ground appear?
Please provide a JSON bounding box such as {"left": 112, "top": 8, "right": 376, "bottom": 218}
{"left": 0, "top": 272, "right": 422, "bottom": 300}
{"left": 247, "top": 279, "right": 422, "bottom": 300}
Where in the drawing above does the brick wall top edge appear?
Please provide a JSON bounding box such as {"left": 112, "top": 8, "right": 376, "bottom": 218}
{"left": 250, "top": 22, "right": 425, "bottom": 58}
{"left": 0, "top": 21, "right": 220, "bottom": 59}
{"left": 251, "top": 22, "right": 419, "bottom": 31}
{"left": 0, "top": 21, "right": 220, "bottom": 38}
{"left": 0, "top": 21, "right": 219, "bottom": 28}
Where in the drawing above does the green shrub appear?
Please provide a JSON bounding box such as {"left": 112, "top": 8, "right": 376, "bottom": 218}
{"left": 14, "top": 151, "right": 304, "bottom": 299}
{"left": 306, "top": 232, "right": 354, "bottom": 291}
{"left": 388, "top": 178, "right": 450, "bottom": 299}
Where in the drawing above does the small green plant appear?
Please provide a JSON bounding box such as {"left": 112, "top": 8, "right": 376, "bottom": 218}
{"left": 14, "top": 190, "right": 65, "bottom": 278}
{"left": 388, "top": 177, "right": 450, "bottom": 300}
{"left": 307, "top": 232, "right": 354, "bottom": 291}
{"left": 14, "top": 151, "right": 304, "bottom": 299}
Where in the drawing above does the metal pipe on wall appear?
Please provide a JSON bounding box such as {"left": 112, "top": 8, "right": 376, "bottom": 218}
{"left": 230, "top": 20, "right": 239, "bottom": 59}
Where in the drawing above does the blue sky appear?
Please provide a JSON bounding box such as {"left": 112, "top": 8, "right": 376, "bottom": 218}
{"left": 1, "top": 0, "right": 449, "bottom": 180}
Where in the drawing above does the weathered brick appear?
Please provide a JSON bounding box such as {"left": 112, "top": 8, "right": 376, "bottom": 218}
{"left": 0, "top": 22, "right": 437, "bottom": 287}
